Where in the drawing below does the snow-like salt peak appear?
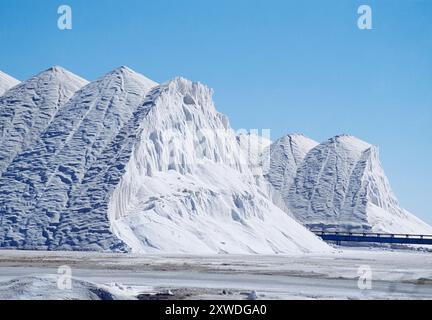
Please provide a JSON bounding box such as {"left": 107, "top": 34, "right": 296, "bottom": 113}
{"left": 0, "top": 71, "right": 20, "bottom": 96}
{"left": 285, "top": 135, "right": 432, "bottom": 233}
{"left": 265, "top": 134, "right": 319, "bottom": 192}
{"left": 332, "top": 134, "right": 372, "bottom": 154}
{"left": 0, "top": 66, "right": 88, "bottom": 177}
{"left": 0, "top": 66, "right": 157, "bottom": 250}
{"left": 99, "top": 77, "right": 329, "bottom": 254}
{"left": 5, "top": 64, "right": 428, "bottom": 253}
{"left": 3, "top": 68, "right": 324, "bottom": 254}
{"left": 260, "top": 133, "right": 319, "bottom": 214}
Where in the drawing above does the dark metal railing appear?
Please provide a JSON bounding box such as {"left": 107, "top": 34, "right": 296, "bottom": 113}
{"left": 311, "top": 230, "right": 432, "bottom": 245}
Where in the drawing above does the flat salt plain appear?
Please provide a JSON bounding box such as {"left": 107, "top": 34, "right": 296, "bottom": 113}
{"left": 0, "top": 247, "right": 432, "bottom": 300}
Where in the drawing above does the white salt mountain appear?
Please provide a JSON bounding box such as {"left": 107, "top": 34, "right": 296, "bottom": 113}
{"left": 264, "top": 134, "right": 318, "bottom": 200}
{"left": 0, "top": 69, "right": 329, "bottom": 253}
{"left": 0, "top": 67, "right": 88, "bottom": 177}
{"left": 68, "top": 77, "right": 329, "bottom": 253}
{"left": 0, "top": 71, "right": 20, "bottom": 96}
{"left": 0, "top": 66, "right": 157, "bottom": 250}
{"left": 259, "top": 134, "right": 319, "bottom": 214}
{"left": 285, "top": 135, "right": 432, "bottom": 234}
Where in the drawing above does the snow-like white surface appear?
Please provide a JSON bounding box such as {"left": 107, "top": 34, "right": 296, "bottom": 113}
{"left": 0, "top": 66, "right": 156, "bottom": 250}
{"left": 367, "top": 203, "right": 432, "bottom": 234}
{"left": 0, "top": 66, "right": 87, "bottom": 177}
{"left": 1, "top": 249, "right": 432, "bottom": 300}
{"left": 236, "top": 132, "right": 272, "bottom": 176}
{"left": 265, "top": 134, "right": 318, "bottom": 189}
{"left": 112, "top": 162, "right": 327, "bottom": 254}
{"left": 0, "top": 64, "right": 429, "bottom": 254}
{"left": 264, "top": 134, "right": 318, "bottom": 209}
{"left": 104, "top": 78, "right": 329, "bottom": 254}
{"left": 286, "top": 135, "right": 432, "bottom": 233}
{"left": 0, "top": 275, "right": 132, "bottom": 300}
{"left": 0, "top": 68, "right": 328, "bottom": 254}
{"left": 0, "top": 71, "right": 19, "bottom": 96}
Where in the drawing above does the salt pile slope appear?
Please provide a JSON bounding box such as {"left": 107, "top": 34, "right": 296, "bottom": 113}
{"left": 65, "top": 77, "right": 330, "bottom": 253}
{"left": 0, "top": 67, "right": 87, "bottom": 177}
{"left": 236, "top": 132, "right": 272, "bottom": 176}
{"left": 265, "top": 134, "right": 318, "bottom": 198}
{"left": 0, "top": 67, "right": 157, "bottom": 250}
{"left": 287, "top": 135, "right": 432, "bottom": 234}
{"left": 0, "top": 71, "right": 20, "bottom": 96}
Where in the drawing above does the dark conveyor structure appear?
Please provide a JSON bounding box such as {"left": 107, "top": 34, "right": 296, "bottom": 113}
{"left": 312, "top": 231, "right": 432, "bottom": 245}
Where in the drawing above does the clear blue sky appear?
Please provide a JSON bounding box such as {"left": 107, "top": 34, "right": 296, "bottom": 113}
{"left": 1, "top": 0, "right": 431, "bottom": 222}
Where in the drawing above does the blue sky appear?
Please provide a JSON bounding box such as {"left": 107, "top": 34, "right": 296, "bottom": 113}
{"left": 1, "top": 0, "right": 431, "bottom": 222}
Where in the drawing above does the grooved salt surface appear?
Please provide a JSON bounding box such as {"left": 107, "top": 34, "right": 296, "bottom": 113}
{"left": 0, "top": 67, "right": 328, "bottom": 254}
{"left": 0, "top": 67, "right": 156, "bottom": 250}
{"left": 284, "top": 135, "right": 432, "bottom": 233}
{"left": 0, "top": 67, "right": 87, "bottom": 177}
{"left": 0, "top": 71, "right": 20, "bottom": 96}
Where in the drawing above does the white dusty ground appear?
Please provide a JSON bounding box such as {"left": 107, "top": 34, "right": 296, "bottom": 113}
{"left": 0, "top": 247, "right": 432, "bottom": 300}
